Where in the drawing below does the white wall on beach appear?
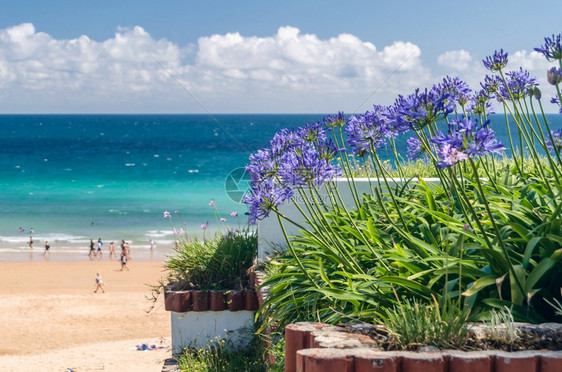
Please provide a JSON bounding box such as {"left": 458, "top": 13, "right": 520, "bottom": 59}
{"left": 171, "top": 310, "right": 255, "bottom": 355}
{"left": 257, "top": 178, "right": 441, "bottom": 259}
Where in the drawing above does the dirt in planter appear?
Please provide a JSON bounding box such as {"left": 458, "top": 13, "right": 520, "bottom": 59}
{"left": 334, "top": 322, "right": 562, "bottom": 352}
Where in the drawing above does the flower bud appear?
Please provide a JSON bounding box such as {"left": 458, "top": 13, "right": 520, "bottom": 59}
{"left": 547, "top": 67, "right": 562, "bottom": 85}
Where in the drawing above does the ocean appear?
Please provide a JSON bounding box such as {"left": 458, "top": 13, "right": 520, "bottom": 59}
{"left": 0, "top": 113, "right": 560, "bottom": 256}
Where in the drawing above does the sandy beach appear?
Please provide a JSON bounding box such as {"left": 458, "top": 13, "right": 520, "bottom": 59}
{"left": 0, "top": 256, "right": 171, "bottom": 371}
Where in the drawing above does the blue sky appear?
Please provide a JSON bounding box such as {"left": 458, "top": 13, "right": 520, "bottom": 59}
{"left": 0, "top": 1, "right": 560, "bottom": 113}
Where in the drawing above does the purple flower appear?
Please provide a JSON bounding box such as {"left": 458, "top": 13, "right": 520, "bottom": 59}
{"left": 545, "top": 129, "right": 562, "bottom": 154}
{"left": 277, "top": 144, "right": 341, "bottom": 186}
{"left": 200, "top": 222, "right": 208, "bottom": 230}
{"left": 243, "top": 179, "right": 293, "bottom": 223}
{"left": 551, "top": 96, "right": 562, "bottom": 113}
{"left": 482, "top": 49, "right": 508, "bottom": 71}
{"left": 434, "top": 76, "right": 472, "bottom": 107}
{"left": 480, "top": 75, "right": 502, "bottom": 96}
{"left": 463, "top": 223, "right": 474, "bottom": 232}
{"left": 467, "top": 89, "right": 495, "bottom": 115}
{"left": 298, "top": 121, "right": 327, "bottom": 143}
{"left": 220, "top": 218, "right": 227, "bottom": 223}
{"left": 209, "top": 200, "right": 215, "bottom": 207}
{"left": 534, "top": 33, "right": 562, "bottom": 62}
{"left": 547, "top": 67, "right": 562, "bottom": 86}
{"left": 173, "top": 228, "right": 184, "bottom": 234}
{"left": 406, "top": 137, "right": 423, "bottom": 161}
{"left": 345, "top": 110, "right": 393, "bottom": 156}
{"left": 230, "top": 211, "right": 238, "bottom": 218}
{"left": 498, "top": 68, "right": 537, "bottom": 100}
{"left": 246, "top": 148, "right": 278, "bottom": 184}
{"left": 431, "top": 116, "right": 504, "bottom": 168}
{"left": 436, "top": 144, "right": 469, "bottom": 168}
{"left": 323, "top": 111, "right": 346, "bottom": 128}
{"left": 163, "top": 211, "right": 171, "bottom": 218}
{"left": 394, "top": 88, "right": 454, "bottom": 130}
{"left": 269, "top": 128, "right": 305, "bottom": 157}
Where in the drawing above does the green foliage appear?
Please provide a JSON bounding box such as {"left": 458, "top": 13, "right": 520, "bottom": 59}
{"left": 165, "top": 228, "right": 257, "bottom": 290}
{"left": 484, "top": 306, "right": 520, "bottom": 344}
{"left": 259, "top": 159, "right": 562, "bottom": 334}
{"left": 383, "top": 297, "right": 470, "bottom": 350}
{"left": 177, "top": 337, "right": 265, "bottom": 372}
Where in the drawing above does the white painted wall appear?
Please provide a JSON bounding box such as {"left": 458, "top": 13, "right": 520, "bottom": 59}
{"left": 257, "top": 178, "right": 441, "bottom": 259}
{"left": 171, "top": 310, "right": 255, "bottom": 355}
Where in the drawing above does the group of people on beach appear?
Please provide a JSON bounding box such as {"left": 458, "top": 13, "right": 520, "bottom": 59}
{"left": 24, "top": 233, "right": 51, "bottom": 257}
{"left": 88, "top": 238, "right": 131, "bottom": 270}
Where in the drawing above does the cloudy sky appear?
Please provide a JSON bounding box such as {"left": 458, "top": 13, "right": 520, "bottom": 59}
{"left": 0, "top": 0, "right": 561, "bottom": 113}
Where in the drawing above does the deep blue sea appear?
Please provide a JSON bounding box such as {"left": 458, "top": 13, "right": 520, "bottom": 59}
{"left": 0, "top": 113, "right": 560, "bottom": 255}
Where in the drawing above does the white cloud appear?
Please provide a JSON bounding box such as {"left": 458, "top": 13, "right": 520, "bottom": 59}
{"left": 437, "top": 50, "right": 472, "bottom": 71}
{"left": 0, "top": 23, "right": 435, "bottom": 113}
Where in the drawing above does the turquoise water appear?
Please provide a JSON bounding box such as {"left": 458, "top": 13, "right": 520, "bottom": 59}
{"left": 0, "top": 113, "right": 560, "bottom": 254}
{"left": 0, "top": 114, "right": 322, "bottom": 252}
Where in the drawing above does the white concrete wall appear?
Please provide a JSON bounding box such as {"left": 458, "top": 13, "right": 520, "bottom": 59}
{"left": 171, "top": 310, "right": 255, "bottom": 355}
{"left": 257, "top": 178, "right": 441, "bottom": 259}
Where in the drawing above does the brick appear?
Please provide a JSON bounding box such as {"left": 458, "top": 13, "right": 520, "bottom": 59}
{"left": 493, "top": 351, "right": 538, "bottom": 372}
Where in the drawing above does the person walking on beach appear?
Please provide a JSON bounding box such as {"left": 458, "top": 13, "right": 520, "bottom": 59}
{"left": 120, "top": 252, "right": 129, "bottom": 271}
{"left": 97, "top": 238, "right": 103, "bottom": 258}
{"left": 43, "top": 240, "right": 50, "bottom": 256}
{"left": 109, "top": 241, "right": 116, "bottom": 259}
{"left": 94, "top": 272, "right": 105, "bottom": 293}
{"left": 89, "top": 239, "right": 95, "bottom": 257}
{"left": 29, "top": 236, "right": 33, "bottom": 249}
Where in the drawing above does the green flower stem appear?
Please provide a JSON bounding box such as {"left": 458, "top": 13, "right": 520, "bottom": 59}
{"left": 502, "top": 110, "right": 523, "bottom": 176}
{"left": 536, "top": 97, "right": 562, "bottom": 166}
{"left": 275, "top": 212, "right": 320, "bottom": 289}
{"left": 307, "top": 182, "right": 365, "bottom": 274}
{"left": 334, "top": 128, "right": 361, "bottom": 209}
{"left": 528, "top": 97, "right": 561, "bottom": 182}
{"left": 326, "top": 180, "right": 389, "bottom": 267}
{"left": 369, "top": 145, "right": 409, "bottom": 230}
{"left": 468, "top": 159, "right": 526, "bottom": 299}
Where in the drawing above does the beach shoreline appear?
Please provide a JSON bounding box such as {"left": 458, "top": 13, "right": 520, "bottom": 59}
{"left": 0, "top": 259, "right": 171, "bottom": 371}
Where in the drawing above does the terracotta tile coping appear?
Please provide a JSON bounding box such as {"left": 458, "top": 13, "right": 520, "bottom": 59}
{"left": 286, "top": 322, "right": 562, "bottom": 372}
{"left": 164, "top": 289, "right": 259, "bottom": 312}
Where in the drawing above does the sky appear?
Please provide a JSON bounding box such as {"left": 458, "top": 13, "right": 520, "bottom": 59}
{"left": 0, "top": 0, "right": 561, "bottom": 114}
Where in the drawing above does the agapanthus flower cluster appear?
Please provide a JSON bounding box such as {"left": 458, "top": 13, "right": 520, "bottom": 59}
{"left": 434, "top": 76, "right": 472, "bottom": 107}
{"left": 394, "top": 88, "right": 454, "bottom": 129}
{"left": 545, "top": 129, "right": 562, "bottom": 154}
{"left": 323, "top": 111, "right": 346, "bottom": 128}
{"left": 431, "top": 116, "right": 504, "bottom": 168}
{"left": 481, "top": 75, "right": 502, "bottom": 97}
{"left": 277, "top": 142, "right": 341, "bottom": 186}
{"left": 345, "top": 110, "right": 394, "bottom": 156}
{"left": 406, "top": 137, "right": 424, "bottom": 161}
{"left": 547, "top": 67, "right": 562, "bottom": 86}
{"left": 244, "top": 118, "right": 344, "bottom": 221}
{"left": 535, "top": 33, "right": 562, "bottom": 62}
{"left": 483, "top": 49, "right": 509, "bottom": 71}
{"left": 244, "top": 179, "right": 294, "bottom": 223}
{"left": 467, "top": 89, "right": 495, "bottom": 115}
{"left": 298, "top": 121, "right": 327, "bottom": 143}
{"left": 498, "top": 68, "right": 537, "bottom": 100}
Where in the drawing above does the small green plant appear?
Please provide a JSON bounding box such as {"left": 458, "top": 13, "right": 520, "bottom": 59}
{"left": 484, "top": 306, "right": 520, "bottom": 345}
{"left": 383, "top": 296, "right": 469, "bottom": 350}
{"left": 544, "top": 296, "right": 562, "bottom": 316}
{"left": 165, "top": 228, "right": 257, "bottom": 290}
{"left": 178, "top": 337, "right": 265, "bottom": 372}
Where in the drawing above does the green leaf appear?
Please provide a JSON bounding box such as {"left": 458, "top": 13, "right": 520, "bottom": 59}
{"left": 526, "top": 258, "right": 557, "bottom": 292}
{"left": 462, "top": 275, "right": 497, "bottom": 296}
{"left": 523, "top": 237, "right": 543, "bottom": 268}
